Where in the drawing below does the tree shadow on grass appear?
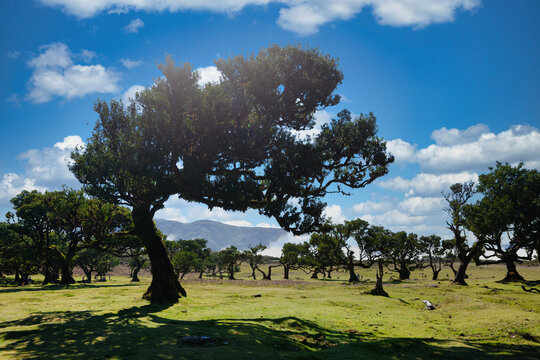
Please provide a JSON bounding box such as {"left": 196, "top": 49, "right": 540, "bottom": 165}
{"left": 0, "top": 306, "right": 538, "bottom": 360}
{"left": 0, "top": 283, "right": 141, "bottom": 294}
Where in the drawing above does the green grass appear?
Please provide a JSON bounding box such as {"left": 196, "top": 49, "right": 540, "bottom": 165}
{"left": 0, "top": 264, "right": 539, "bottom": 359}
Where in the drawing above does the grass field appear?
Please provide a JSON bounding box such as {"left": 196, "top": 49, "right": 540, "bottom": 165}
{"left": 0, "top": 264, "right": 539, "bottom": 359}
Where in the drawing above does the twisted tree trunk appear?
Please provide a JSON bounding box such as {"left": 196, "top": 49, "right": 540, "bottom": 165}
{"left": 133, "top": 206, "right": 186, "bottom": 303}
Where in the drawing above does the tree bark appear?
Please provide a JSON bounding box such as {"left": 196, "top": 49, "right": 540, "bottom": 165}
{"left": 348, "top": 251, "right": 359, "bottom": 283}
{"left": 453, "top": 260, "right": 470, "bottom": 285}
{"left": 398, "top": 266, "right": 411, "bottom": 281}
{"left": 432, "top": 269, "right": 440, "bottom": 280}
{"left": 370, "top": 261, "right": 388, "bottom": 297}
{"left": 133, "top": 207, "right": 186, "bottom": 303}
{"left": 283, "top": 265, "right": 289, "bottom": 280}
{"left": 59, "top": 252, "right": 76, "bottom": 285}
{"left": 503, "top": 258, "right": 524, "bottom": 282}
{"left": 131, "top": 265, "right": 141, "bottom": 282}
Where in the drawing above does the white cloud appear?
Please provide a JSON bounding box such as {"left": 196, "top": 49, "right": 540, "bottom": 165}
{"left": 378, "top": 171, "right": 478, "bottom": 197}
{"left": 124, "top": 18, "right": 144, "bottom": 33}
{"left": 386, "top": 138, "right": 416, "bottom": 164}
{"left": 196, "top": 66, "right": 222, "bottom": 86}
{"left": 387, "top": 124, "right": 540, "bottom": 173}
{"left": 370, "top": 0, "right": 480, "bottom": 28}
{"left": 37, "top": 0, "right": 481, "bottom": 35}
{"left": 431, "top": 123, "right": 489, "bottom": 146}
{"left": 324, "top": 204, "right": 346, "bottom": 223}
{"left": 17, "top": 135, "right": 85, "bottom": 187}
{"left": 397, "top": 196, "right": 444, "bottom": 216}
{"left": 416, "top": 125, "right": 540, "bottom": 173}
{"left": 121, "top": 85, "right": 145, "bottom": 105}
{"left": 352, "top": 199, "right": 395, "bottom": 214}
{"left": 0, "top": 173, "right": 46, "bottom": 204}
{"left": 78, "top": 49, "right": 97, "bottom": 62}
{"left": 292, "top": 109, "right": 333, "bottom": 140}
{"left": 26, "top": 43, "right": 119, "bottom": 103}
{"left": 0, "top": 136, "right": 85, "bottom": 210}
{"left": 120, "top": 58, "right": 142, "bottom": 69}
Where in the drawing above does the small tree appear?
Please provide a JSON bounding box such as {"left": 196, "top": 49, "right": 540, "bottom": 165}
{"left": 280, "top": 242, "right": 310, "bottom": 280}
{"left": 218, "top": 246, "right": 243, "bottom": 280}
{"left": 387, "top": 231, "right": 422, "bottom": 281}
{"left": 443, "top": 181, "right": 481, "bottom": 285}
{"left": 419, "top": 235, "right": 444, "bottom": 280}
{"left": 366, "top": 226, "right": 394, "bottom": 297}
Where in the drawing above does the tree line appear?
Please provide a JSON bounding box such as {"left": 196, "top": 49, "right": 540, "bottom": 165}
{"left": 1, "top": 161, "right": 536, "bottom": 296}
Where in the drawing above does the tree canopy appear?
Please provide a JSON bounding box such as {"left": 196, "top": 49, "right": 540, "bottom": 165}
{"left": 69, "top": 45, "right": 393, "bottom": 303}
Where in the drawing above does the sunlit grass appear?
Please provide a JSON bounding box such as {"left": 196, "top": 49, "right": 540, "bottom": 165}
{"left": 0, "top": 264, "right": 538, "bottom": 359}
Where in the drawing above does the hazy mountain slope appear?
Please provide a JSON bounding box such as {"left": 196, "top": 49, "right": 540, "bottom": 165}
{"left": 155, "top": 219, "right": 287, "bottom": 251}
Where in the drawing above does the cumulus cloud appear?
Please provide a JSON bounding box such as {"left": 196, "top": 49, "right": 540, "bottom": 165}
{"left": 37, "top": 0, "right": 481, "bottom": 35}
{"left": 386, "top": 138, "right": 416, "bottom": 164}
{"left": 17, "top": 135, "right": 85, "bottom": 187}
{"left": 417, "top": 125, "right": 540, "bottom": 173}
{"left": 124, "top": 18, "right": 144, "bottom": 33}
{"left": 78, "top": 49, "right": 97, "bottom": 62}
{"left": 121, "top": 84, "right": 145, "bottom": 105}
{"left": 120, "top": 58, "right": 142, "bottom": 69}
{"left": 378, "top": 171, "right": 478, "bottom": 197}
{"left": 387, "top": 124, "right": 540, "bottom": 173}
{"left": 353, "top": 196, "right": 450, "bottom": 238}
{"left": 0, "top": 136, "right": 85, "bottom": 210}
{"left": 26, "top": 43, "right": 119, "bottom": 103}
{"left": 0, "top": 173, "right": 45, "bottom": 204}
{"left": 324, "top": 204, "right": 346, "bottom": 223}
{"left": 196, "top": 66, "right": 222, "bottom": 86}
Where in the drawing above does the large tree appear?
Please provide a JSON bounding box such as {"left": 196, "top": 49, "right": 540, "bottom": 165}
{"left": 465, "top": 163, "right": 540, "bottom": 281}
{"left": 70, "top": 45, "right": 393, "bottom": 303}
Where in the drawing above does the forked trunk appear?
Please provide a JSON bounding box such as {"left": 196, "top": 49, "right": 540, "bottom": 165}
{"left": 432, "top": 270, "right": 440, "bottom": 280}
{"left": 133, "top": 207, "right": 186, "bottom": 303}
{"left": 370, "top": 261, "right": 388, "bottom": 297}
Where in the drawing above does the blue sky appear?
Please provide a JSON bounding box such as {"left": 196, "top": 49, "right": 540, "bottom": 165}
{"left": 1, "top": 0, "right": 539, "bottom": 253}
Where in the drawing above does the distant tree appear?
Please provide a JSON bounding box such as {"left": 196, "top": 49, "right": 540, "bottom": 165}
{"left": 70, "top": 45, "right": 393, "bottom": 303}
{"left": 280, "top": 242, "right": 310, "bottom": 280}
{"left": 443, "top": 181, "right": 481, "bottom": 285}
{"left": 218, "top": 246, "right": 243, "bottom": 280}
{"left": 387, "top": 231, "right": 422, "bottom": 280}
{"left": 308, "top": 231, "right": 346, "bottom": 279}
{"left": 8, "top": 191, "right": 58, "bottom": 284}
{"left": 441, "top": 239, "right": 458, "bottom": 276}
{"left": 340, "top": 219, "right": 371, "bottom": 283}
{"left": 9, "top": 189, "right": 132, "bottom": 285}
{"left": 465, "top": 163, "right": 540, "bottom": 281}
{"left": 127, "top": 255, "right": 149, "bottom": 282}
{"left": 0, "top": 222, "right": 40, "bottom": 285}
{"left": 365, "top": 225, "right": 394, "bottom": 296}
{"left": 95, "top": 253, "right": 120, "bottom": 280}
{"left": 244, "top": 244, "right": 266, "bottom": 280}
{"left": 419, "top": 235, "right": 444, "bottom": 280}
{"left": 167, "top": 239, "right": 210, "bottom": 279}
{"left": 75, "top": 248, "right": 104, "bottom": 282}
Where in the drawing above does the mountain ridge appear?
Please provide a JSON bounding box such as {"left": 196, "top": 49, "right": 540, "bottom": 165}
{"left": 154, "top": 218, "right": 288, "bottom": 251}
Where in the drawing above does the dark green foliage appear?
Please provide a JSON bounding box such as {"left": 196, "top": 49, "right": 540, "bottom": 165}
{"left": 465, "top": 162, "right": 540, "bottom": 281}
{"left": 69, "top": 45, "right": 392, "bottom": 302}
{"left": 218, "top": 246, "right": 243, "bottom": 280}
